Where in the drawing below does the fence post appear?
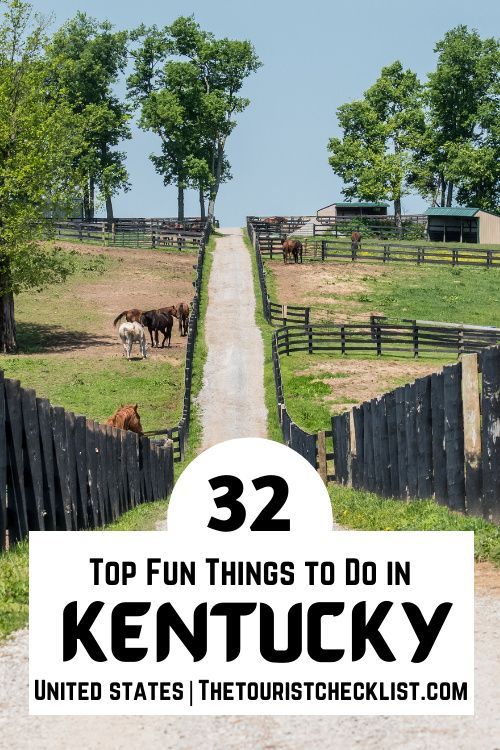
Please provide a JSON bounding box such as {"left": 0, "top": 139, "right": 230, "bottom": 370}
{"left": 443, "top": 363, "right": 465, "bottom": 512}
{"left": 461, "top": 353, "right": 482, "bottom": 515}
{"left": 487, "top": 249, "right": 492, "bottom": 268}
{"left": 321, "top": 240, "right": 326, "bottom": 262}
{"left": 317, "top": 430, "right": 327, "bottom": 485}
{"left": 376, "top": 324, "right": 382, "bottom": 356}
{"left": 481, "top": 347, "right": 500, "bottom": 522}
{"left": 340, "top": 325, "right": 346, "bottom": 355}
{"left": 412, "top": 322, "right": 419, "bottom": 358}
{"left": 305, "top": 307, "right": 310, "bottom": 326}
{"left": 282, "top": 304, "right": 288, "bottom": 327}
{"left": 285, "top": 327, "right": 290, "bottom": 356}
{"left": 308, "top": 325, "right": 313, "bottom": 354}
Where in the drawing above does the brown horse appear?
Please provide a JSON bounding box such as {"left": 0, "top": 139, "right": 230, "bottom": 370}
{"left": 113, "top": 308, "right": 143, "bottom": 326}
{"left": 178, "top": 301, "right": 189, "bottom": 336}
{"left": 114, "top": 304, "right": 178, "bottom": 328}
{"left": 282, "top": 238, "right": 303, "bottom": 264}
{"left": 106, "top": 404, "right": 143, "bottom": 434}
{"left": 141, "top": 310, "right": 174, "bottom": 348}
{"left": 351, "top": 231, "right": 362, "bottom": 250}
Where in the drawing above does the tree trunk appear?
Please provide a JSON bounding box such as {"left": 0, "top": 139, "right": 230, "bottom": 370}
{"left": 199, "top": 183, "right": 205, "bottom": 220}
{"left": 207, "top": 142, "right": 225, "bottom": 221}
{"left": 89, "top": 177, "right": 95, "bottom": 220}
{"left": 440, "top": 176, "right": 446, "bottom": 207}
{"left": 177, "top": 184, "right": 185, "bottom": 221}
{"left": 83, "top": 188, "right": 91, "bottom": 221}
{"left": 0, "top": 291, "right": 16, "bottom": 353}
{"left": 394, "top": 197, "right": 402, "bottom": 231}
{"left": 105, "top": 195, "right": 114, "bottom": 228}
{"left": 446, "top": 181, "right": 453, "bottom": 207}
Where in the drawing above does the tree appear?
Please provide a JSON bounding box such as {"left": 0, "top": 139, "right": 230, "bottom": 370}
{"left": 0, "top": 0, "right": 81, "bottom": 352}
{"left": 328, "top": 62, "right": 424, "bottom": 226}
{"left": 46, "top": 12, "right": 131, "bottom": 222}
{"left": 410, "top": 26, "right": 500, "bottom": 208}
{"left": 128, "top": 16, "right": 260, "bottom": 220}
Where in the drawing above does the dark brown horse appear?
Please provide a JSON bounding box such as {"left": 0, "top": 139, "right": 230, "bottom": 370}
{"left": 141, "top": 310, "right": 174, "bottom": 348}
{"left": 282, "top": 238, "right": 303, "bottom": 264}
{"left": 351, "top": 231, "right": 362, "bottom": 250}
{"left": 106, "top": 404, "right": 143, "bottom": 434}
{"left": 177, "top": 301, "right": 189, "bottom": 336}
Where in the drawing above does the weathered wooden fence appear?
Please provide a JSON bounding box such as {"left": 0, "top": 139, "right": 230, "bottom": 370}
{"left": 53, "top": 217, "right": 211, "bottom": 251}
{"left": 0, "top": 371, "right": 174, "bottom": 550}
{"left": 330, "top": 348, "right": 500, "bottom": 522}
{"left": 275, "top": 320, "right": 500, "bottom": 359}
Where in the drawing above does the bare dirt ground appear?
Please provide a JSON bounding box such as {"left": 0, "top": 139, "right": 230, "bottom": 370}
{"left": 297, "top": 357, "right": 445, "bottom": 412}
{"left": 15, "top": 242, "right": 197, "bottom": 363}
{"left": 269, "top": 259, "right": 388, "bottom": 322}
{"left": 197, "top": 228, "right": 267, "bottom": 447}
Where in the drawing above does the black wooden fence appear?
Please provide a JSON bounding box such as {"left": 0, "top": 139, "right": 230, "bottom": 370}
{"left": 0, "top": 371, "right": 174, "bottom": 550}
{"left": 331, "top": 348, "right": 500, "bottom": 523}
{"left": 53, "top": 217, "right": 211, "bottom": 251}
{"left": 147, "top": 227, "right": 209, "bottom": 460}
{"left": 275, "top": 320, "right": 500, "bottom": 359}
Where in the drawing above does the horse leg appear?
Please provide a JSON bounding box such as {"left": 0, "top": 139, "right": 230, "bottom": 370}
{"left": 126, "top": 338, "right": 132, "bottom": 360}
{"left": 142, "top": 336, "right": 147, "bottom": 359}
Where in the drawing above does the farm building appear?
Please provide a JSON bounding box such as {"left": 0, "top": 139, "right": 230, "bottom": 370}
{"left": 317, "top": 201, "right": 388, "bottom": 219}
{"left": 425, "top": 207, "right": 500, "bottom": 244}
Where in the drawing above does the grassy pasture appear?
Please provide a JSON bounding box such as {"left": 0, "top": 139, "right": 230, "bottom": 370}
{"left": 0, "top": 242, "right": 197, "bottom": 432}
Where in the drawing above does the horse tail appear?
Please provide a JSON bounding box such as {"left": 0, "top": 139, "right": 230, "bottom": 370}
{"left": 113, "top": 311, "right": 127, "bottom": 327}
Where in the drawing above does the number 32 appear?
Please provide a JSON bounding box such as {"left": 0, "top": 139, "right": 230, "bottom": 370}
{"left": 207, "top": 474, "right": 290, "bottom": 532}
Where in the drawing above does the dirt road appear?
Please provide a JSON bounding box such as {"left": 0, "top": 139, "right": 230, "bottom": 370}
{"left": 197, "top": 227, "right": 267, "bottom": 447}
{"left": 1, "top": 585, "right": 499, "bottom": 748}
{"left": 1, "top": 229, "right": 499, "bottom": 749}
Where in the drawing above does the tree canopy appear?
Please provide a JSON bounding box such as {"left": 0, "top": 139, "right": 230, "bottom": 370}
{"left": 128, "top": 16, "right": 260, "bottom": 219}
{"left": 0, "top": 0, "right": 82, "bottom": 351}
{"left": 46, "top": 12, "right": 131, "bottom": 221}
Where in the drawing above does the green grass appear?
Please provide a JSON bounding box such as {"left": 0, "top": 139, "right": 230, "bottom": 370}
{"left": 0, "top": 356, "right": 184, "bottom": 433}
{"left": 244, "top": 229, "right": 283, "bottom": 442}
{"left": 0, "top": 498, "right": 169, "bottom": 641}
{"left": 330, "top": 484, "right": 500, "bottom": 565}
{"left": 352, "top": 265, "right": 500, "bottom": 327}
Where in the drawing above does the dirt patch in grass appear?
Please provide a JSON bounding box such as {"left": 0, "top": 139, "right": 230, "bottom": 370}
{"left": 476, "top": 561, "right": 500, "bottom": 594}
{"left": 296, "top": 357, "right": 444, "bottom": 411}
{"left": 15, "top": 242, "right": 196, "bottom": 361}
{"left": 268, "top": 260, "right": 388, "bottom": 321}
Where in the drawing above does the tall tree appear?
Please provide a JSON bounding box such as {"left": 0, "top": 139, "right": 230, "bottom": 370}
{"left": 410, "top": 26, "right": 500, "bottom": 208}
{"left": 0, "top": 0, "right": 81, "bottom": 352}
{"left": 128, "top": 16, "right": 260, "bottom": 220}
{"left": 328, "top": 62, "right": 424, "bottom": 226}
{"left": 46, "top": 12, "right": 131, "bottom": 222}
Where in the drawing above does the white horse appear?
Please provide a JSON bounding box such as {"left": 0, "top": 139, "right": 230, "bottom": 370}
{"left": 118, "top": 321, "right": 148, "bottom": 360}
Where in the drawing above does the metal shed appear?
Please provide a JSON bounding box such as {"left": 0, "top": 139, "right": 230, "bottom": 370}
{"left": 317, "top": 201, "right": 388, "bottom": 219}
{"left": 425, "top": 207, "right": 500, "bottom": 244}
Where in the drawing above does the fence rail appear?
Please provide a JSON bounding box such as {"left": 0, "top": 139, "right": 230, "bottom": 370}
{"left": 53, "top": 217, "right": 211, "bottom": 251}
{"left": 0, "top": 371, "right": 174, "bottom": 550}
{"left": 248, "top": 217, "right": 500, "bottom": 267}
{"left": 275, "top": 320, "right": 500, "bottom": 359}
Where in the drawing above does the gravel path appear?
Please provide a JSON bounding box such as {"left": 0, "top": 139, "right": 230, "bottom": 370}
{"left": 197, "top": 227, "right": 267, "bottom": 448}
{"left": 1, "top": 588, "right": 498, "bottom": 749}
{"left": 1, "top": 228, "right": 499, "bottom": 748}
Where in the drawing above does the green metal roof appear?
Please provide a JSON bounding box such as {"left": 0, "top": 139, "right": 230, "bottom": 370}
{"left": 424, "top": 207, "right": 480, "bottom": 217}
{"left": 334, "top": 202, "right": 388, "bottom": 208}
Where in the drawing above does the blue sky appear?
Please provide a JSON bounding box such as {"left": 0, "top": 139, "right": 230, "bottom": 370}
{"left": 32, "top": 0, "right": 499, "bottom": 224}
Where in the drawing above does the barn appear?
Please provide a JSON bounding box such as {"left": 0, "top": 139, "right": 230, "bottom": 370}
{"left": 425, "top": 207, "right": 500, "bottom": 244}
{"left": 317, "top": 201, "right": 388, "bottom": 219}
